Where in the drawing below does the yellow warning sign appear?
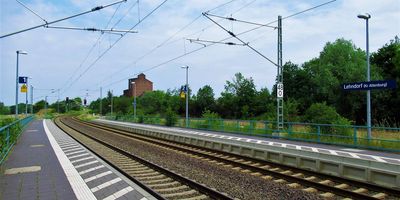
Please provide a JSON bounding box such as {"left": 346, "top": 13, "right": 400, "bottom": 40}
{"left": 21, "top": 84, "right": 27, "bottom": 93}
{"left": 180, "top": 91, "right": 185, "bottom": 99}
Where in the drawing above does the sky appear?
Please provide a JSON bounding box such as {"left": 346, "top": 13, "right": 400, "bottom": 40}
{"left": 1, "top": 0, "right": 399, "bottom": 106}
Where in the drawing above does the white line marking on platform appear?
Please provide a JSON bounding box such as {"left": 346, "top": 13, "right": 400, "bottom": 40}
{"left": 71, "top": 156, "right": 93, "bottom": 164}
{"left": 5, "top": 166, "right": 41, "bottom": 175}
{"left": 370, "top": 155, "right": 387, "bottom": 162}
{"left": 329, "top": 150, "right": 338, "bottom": 155}
{"left": 79, "top": 165, "right": 105, "bottom": 175}
{"left": 91, "top": 177, "right": 122, "bottom": 193}
{"left": 43, "top": 120, "right": 96, "bottom": 200}
{"left": 348, "top": 153, "right": 360, "bottom": 158}
{"left": 341, "top": 148, "right": 365, "bottom": 152}
{"left": 69, "top": 153, "right": 90, "bottom": 159}
{"left": 66, "top": 150, "right": 86, "bottom": 156}
{"left": 75, "top": 160, "right": 99, "bottom": 169}
{"left": 84, "top": 171, "right": 112, "bottom": 182}
{"left": 103, "top": 186, "right": 133, "bottom": 200}
{"left": 63, "top": 147, "right": 81, "bottom": 152}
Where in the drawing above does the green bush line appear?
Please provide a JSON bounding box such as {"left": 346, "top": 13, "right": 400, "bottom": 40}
{"left": 105, "top": 115, "right": 400, "bottom": 151}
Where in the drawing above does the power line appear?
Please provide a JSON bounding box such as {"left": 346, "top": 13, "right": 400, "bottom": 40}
{"left": 60, "top": 2, "right": 126, "bottom": 95}
{"left": 61, "top": 0, "right": 169, "bottom": 96}
{"left": 203, "top": 12, "right": 278, "bottom": 66}
{"left": 92, "top": 0, "right": 244, "bottom": 88}
{"left": 0, "top": 0, "right": 127, "bottom": 38}
{"left": 96, "top": 0, "right": 337, "bottom": 90}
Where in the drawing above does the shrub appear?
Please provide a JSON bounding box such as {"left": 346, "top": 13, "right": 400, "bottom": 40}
{"left": 304, "top": 102, "right": 351, "bottom": 136}
{"left": 165, "top": 108, "right": 177, "bottom": 127}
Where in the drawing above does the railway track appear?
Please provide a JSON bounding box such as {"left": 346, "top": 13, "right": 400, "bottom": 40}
{"left": 77, "top": 117, "right": 400, "bottom": 200}
{"left": 55, "top": 117, "right": 233, "bottom": 200}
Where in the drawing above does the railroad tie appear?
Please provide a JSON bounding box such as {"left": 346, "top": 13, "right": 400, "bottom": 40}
{"left": 318, "top": 179, "right": 332, "bottom": 185}
{"left": 280, "top": 170, "right": 292, "bottom": 175}
{"left": 352, "top": 188, "right": 368, "bottom": 194}
{"left": 240, "top": 169, "right": 252, "bottom": 173}
{"left": 162, "top": 189, "right": 198, "bottom": 198}
{"left": 320, "top": 192, "right": 335, "bottom": 198}
{"left": 334, "top": 183, "right": 349, "bottom": 189}
{"left": 269, "top": 167, "right": 280, "bottom": 172}
{"left": 142, "top": 177, "right": 172, "bottom": 184}
{"left": 261, "top": 175, "right": 273, "bottom": 180}
{"left": 372, "top": 193, "right": 387, "bottom": 199}
{"left": 291, "top": 173, "right": 303, "bottom": 178}
{"left": 250, "top": 172, "right": 262, "bottom": 176}
{"left": 302, "top": 187, "right": 318, "bottom": 193}
{"left": 287, "top": 183, "right": 301, "bottom": 189}
{"left": 273, "top": 179, "right": 286, "bottom": 183}
{"left": 304, "top": 176, "right": 317, "bottom": 181}
{"left": 183, "top": 194, "right": 208, "bottom": 200}
{"left": 146, "top": 181, "right": 180, "bottom": 189}
{"left": 155, "top": 185, "right": 188, "bottom": 193}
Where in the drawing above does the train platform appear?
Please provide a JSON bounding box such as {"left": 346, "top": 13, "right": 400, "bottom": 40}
{"left": 0, "top": 119, "right": 155, "bottom": 200}
{"left": 97, "top": 119, "right": 400, "bottom": 165}
{"left": 95, "top": 119, "right": 400, "bottom": 189}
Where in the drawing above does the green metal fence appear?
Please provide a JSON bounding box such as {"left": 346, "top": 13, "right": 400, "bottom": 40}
{"left": 105, "top": 115, "right": 400, "bottom": 152}
{"left": 0, "top": 116, "right": 34, "bottom": 164}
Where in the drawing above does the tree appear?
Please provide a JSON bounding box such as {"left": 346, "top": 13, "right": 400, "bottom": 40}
{"left": 194, "top": 85, "right": 215, "bottom": 116}
{"left": 218, "top": 73, "right": 258, "bottom": 119}
{"left": 371, "top": 36, "right": 400, "bottom": 125}
{"left": 0, "top": 102, "right": 10, "bottom": 115}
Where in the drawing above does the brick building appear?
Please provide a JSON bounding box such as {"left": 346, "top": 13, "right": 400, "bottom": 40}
{"left": 123, "top": 73, "right": 153, "bottom": 97}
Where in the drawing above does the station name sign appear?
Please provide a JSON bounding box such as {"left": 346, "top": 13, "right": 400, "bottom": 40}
{"left": 342, "top": 80, "right": 396, "bottom": 91}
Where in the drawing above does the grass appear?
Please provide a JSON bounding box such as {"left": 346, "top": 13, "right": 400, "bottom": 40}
{"left": 109, "top": 115, "right": 400, "bottom": 152}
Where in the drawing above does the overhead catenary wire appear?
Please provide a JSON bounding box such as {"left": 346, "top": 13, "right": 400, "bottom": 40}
{"left": 0, "top": 0, "right": 127, "bottom": 38}
{"left": 45, "top": 26, "right": 138, "bottom": 34}
{"left": 203, "top": 12, "right": 278, "bottom": 66}
{"left": 205, "top": 13, "right": 277, "bottom": 29}
{"left": 60, "top": 0, "right": 169, "bottom": 96}
{"left": 92, "top": 0, "right": 243, "bottom": 88}
{"left": 60, "top": 1, "right": 126, "bottom": 94}
{"left": 61, "top": 0, "right": 139, "bottom": 93}
{"left": 96, "top": 0, "right": 337, "bottom": 90}
{"left": 16, "top": 0, "right": 47, "bottom": 23}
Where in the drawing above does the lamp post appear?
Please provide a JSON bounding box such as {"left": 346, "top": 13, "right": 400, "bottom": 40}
{"left": 181, "top": 65, "right": 189, "bottom": 128}
{"left": 30, "top": 85, "right": 33, "bottom": 114}
{"left": 15, "top": 50, "right": 27, "bottom": 118}
{"left": 357, "top": 13, "right": 372, "bottom": 139}
{"left": 25, "top": 77, "right": 32, "bottom": 115}
{"left": 131, "top": 81, "right": 137, "bottom": 121}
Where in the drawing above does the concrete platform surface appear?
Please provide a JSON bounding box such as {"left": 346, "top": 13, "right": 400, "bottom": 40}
{"left": 0, "top": 119, "right": 155, "bottom": 200}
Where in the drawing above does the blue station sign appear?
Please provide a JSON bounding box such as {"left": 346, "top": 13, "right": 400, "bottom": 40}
{"left": 18, "top": 76, "right": 28, "bottom": 84}
{"left": 342, "top": 80, "right": 396, "bottom": 91}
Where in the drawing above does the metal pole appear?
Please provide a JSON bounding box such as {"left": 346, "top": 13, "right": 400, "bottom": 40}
{"left": 358, "top": 13, "right": 372, "bottom": 139}
{"left": 277, "top": 16, "right": 283, "bottom": 130}
{"left": 134, "top": 83, "right": 137, "bottom": 120}
{"left": 30, "top": 85, "right": 33, "bottom": 114}
{"left": 25, "top": 79, "right": 28, "bottom": 115}
{"left": 366, "top": 17, "right": 371, "bottom": 139}
{"left": 185, "top": 66, "right": 189, "bottom": 128}
{"left": 100, "top": 87, "right": 102, "bottom": 116}
{"left": 15, "top": 52, "right": 19, "bottom": 118}
{"left": 57, "top": 89, "right": 60, "bottom": 113}
{"left": 45, "top": 96, "right": 47, "bottom": 117}
{"left": 110, "top": 90, "right": 113, "bottom": 116}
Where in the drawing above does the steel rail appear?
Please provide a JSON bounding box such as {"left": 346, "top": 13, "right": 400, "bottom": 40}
{"left": 56, "top": 117, "right": 233, "bottom": 200}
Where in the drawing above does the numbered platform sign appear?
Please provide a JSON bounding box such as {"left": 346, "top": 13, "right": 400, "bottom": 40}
{"left": 19, "top": 76, "right": 28, "bottom": 84}
{"left": 277, "top": 83, "right": 284, "bottom": 98}
{"left": 21, "top": 84, "right": 27, "bottom": 93}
